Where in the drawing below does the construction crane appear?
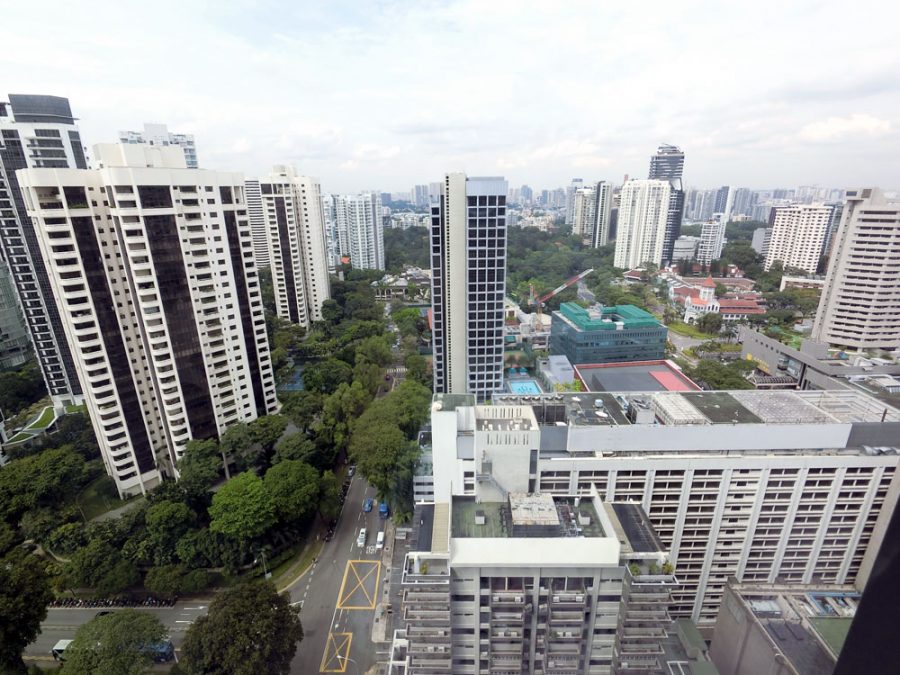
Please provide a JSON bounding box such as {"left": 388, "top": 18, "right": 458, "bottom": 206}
{"left": 529, "top": 268, "right": 595, "bottom": 322}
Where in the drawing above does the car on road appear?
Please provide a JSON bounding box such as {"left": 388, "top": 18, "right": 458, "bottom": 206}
{"left": 376, "top": 531, "right": 385, "bottom": 550}
{"left": 347, "top": 465, "right": 356, "bottom": 477}
{"left": 363, "top": 497, "right": 374, "bottom": 512}
{"left": 357, "top": 528, "right": 367, "bottom": 547}
{"left": 379, "top": 501, "right": 390, "bottom": 519}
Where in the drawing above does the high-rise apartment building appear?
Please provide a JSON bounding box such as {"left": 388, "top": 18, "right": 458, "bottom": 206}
{"left": 572, "top": 181, "right": 613, "bottom": 248}
{"left": 334, "top": 192, "right": 385, "bottom": 270}
{"left": 18, "top": 144, "right": 278, "bottom": 496}
{"left": 259, "top": 166, "right": 331, "bottom": 328}
{"left": 319, "top": 192, "right": 339, "bottom": 272}
{"left": 0, "top": 94, "right": 86, "bottom": 404}
{"left": 0, "top": 259, "right": 30, "bottom": 369}
{"left": 729, "top": 187, "right": 758, "bottom": 218}
{"left": 696, "top": 221, "right": 726, "bottom": 264}
{"left": 764, "top": 203, "right": 835, "bottom": 273}
{"left": 812, "top": 188, "right": 900, "bottom": 350}
{"left": 647, "top": 144, "right": 685, "bottom": 263}
{"left": 613, "top": 179, "right": 671, "bottom": 269}
{"left": 565, "top": 178, "right": 584, "bottom": 226}
{"left": 118, "top": 122, "right": 198, "bottom": 168}
{"left": 750, "top": 226, "right": 770, "bottom": 257}
{"left": 430, "top": 173, "right": 507, "bottom": 400}
{"left": 244, "top": 179, "right": 269, "bottom": 268}
{"left": 714, "top": 186, "right": 733, "bottom": 222}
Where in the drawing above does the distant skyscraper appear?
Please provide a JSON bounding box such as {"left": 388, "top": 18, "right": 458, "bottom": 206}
{"left": 812, "top": 188, "right": 900, "bottom": 350}
{"left": 565, "top": 178, "right": 583, "bottom": 226}
{"left": 614, "top": 179, "right": 671, "bottom": 269}
{"left": 520, "top": 184, "right": 533, "bottom": 205}
{"left": 765, "top": 203, "right": 835, "bottom": 274}
{"left": 334, "top": 192, "right": 384, "bottom": 270}
{"left": 430, "top": 173, "right": 507, "bottom": 400}
{"left": 118, "top": 122, "right": 198, "bottom": 168}
{"left": 572, "top": 181, "right": 612, "bottom": 248}
{"left": 412, "top": 184, "right": 429, "bottom": 208}
{"left": 697, "top": 221, "right": 726, "bottom": 264}
{"left": 244, "top": 179, "right": 269, "bottom": 268}
{"left": 18, "top": 143, "right": 277, "bottom": 495}
{"left": 591, "top": 181, "right": 613, "bottom": 248}
{"left": 714, "top": 185, "right": 733, "bottom": 223}
{"left": 320, "top": 192, "right": 339, "bottom": 272}
{"left": 730, "top": 187, "right": 757, "bottom": 218}
{"left": 260, "top": 166, "right": 331, "bottom": 327}
{"left": 0, "top": 94, "right": 85, "bottom": 404}
{"left": 648, "top": 144, "right": 685, "bottom": 263}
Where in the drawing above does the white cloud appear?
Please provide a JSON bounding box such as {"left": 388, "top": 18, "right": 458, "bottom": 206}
{"left": 799, "top": 114, "right": 892, "bottom": 143}
{"left": 1, "top": 0, "right": 899, "bottom": 190}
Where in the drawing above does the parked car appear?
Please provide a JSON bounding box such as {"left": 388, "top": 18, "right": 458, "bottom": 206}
{"left": 357, "top": 528, "right": 367, "bottom": 547}
{"left": 347, "top": 465, "right": 356, "bottom": 478}
{"left": 363, "top": 497, "right": 374, "bottom": 513}
{"left": 379, "top": 501, "right": 390, "bottom": 519}
{"left": 376, "top": 531, "right": 385, "bottom": 550}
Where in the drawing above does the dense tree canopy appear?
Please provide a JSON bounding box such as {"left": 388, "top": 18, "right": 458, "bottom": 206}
{"left": 63, "top": 609, "right": 167, "bottom": 675}
{"left": 209, "top": 472, "right": 276, "bottom": 541}
{"left": 179, "top": 581, "right": 303, "bottom": 675}
{"left": 0, "top": 550, "right": 53, "bottom": 673}
{"left": 263, "top": 460, "right": 319, "bottom": 523}
{"left": 0, "top": 446, "right": 94, "bottom": 524}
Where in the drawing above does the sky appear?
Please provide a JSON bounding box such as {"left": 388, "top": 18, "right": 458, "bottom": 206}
{"left": 3, "top": 0, "right": 900, "bottom": 193}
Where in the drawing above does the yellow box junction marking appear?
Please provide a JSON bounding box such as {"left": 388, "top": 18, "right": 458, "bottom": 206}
{"left": 336, "top": 559, "right": 381, "bottom": 610}
{"left": 319, "top": 632, "right": 352, "bottom": 672}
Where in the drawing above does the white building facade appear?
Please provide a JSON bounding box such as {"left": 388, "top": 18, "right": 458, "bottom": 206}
{"left": 18, "top": 144, "right": 278, "bottom": 496}
{"left": 430, "top": 174, "right": 508, "bottom": 400}
{"left": 812, "top": 188, "right": 900, "bottom": 350}
{"left": 118, "top": 122, "right": 198, "bottom": 168}
{"left": 244, "top": 179, "right": 269, "bottom": 268}
{"left": 260, "top": 166, "right": 331, "bottom": 327}
{"left": 614, "top": 179, "right": 671, "bottom": 269}
{"left": 765, "top": 203, "right": 835, "bottom": 273}
{"left": 696, "top": 221, "right": 726, "bottom": 264}
{"left": 334, "top": 192, "right": 385, "bottom": 270}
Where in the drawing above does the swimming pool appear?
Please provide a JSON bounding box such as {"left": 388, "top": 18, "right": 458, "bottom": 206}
{"left": 508, "top": 379, "right": 541, "bottom": 395}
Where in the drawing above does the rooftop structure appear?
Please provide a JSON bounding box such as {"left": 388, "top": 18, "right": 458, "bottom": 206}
{"left": 709, "top": 581, "right": 858, "bottom": 675}
{"left": 574, "top": 360, "right": 700, "bottom": 393}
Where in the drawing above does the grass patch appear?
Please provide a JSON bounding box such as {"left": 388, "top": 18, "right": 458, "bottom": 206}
{"left": 77, "top": 475, "right": 136, "bottom": 520}
{"left": 65, "top": 404, "right": 87, "bottom": 414}
{"left": 29, "top": 406, "right": 56, "bottom": 430}
{"left": 6, "top": 432, "right": 31, "bottom": 443}
{"left": 274, "top": 538, "right": 324, "bottom": 591}
{"left": 668, "top": 321, "right": 717, "bottom": 339}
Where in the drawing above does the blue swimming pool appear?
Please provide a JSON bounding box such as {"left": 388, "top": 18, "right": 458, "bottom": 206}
{"left": 508, "top": 379, "right": 541, "bottom": 395}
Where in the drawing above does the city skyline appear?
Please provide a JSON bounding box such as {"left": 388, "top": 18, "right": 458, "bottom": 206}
{"left": 2, "top": 1, "right": 899, "bottom": 192}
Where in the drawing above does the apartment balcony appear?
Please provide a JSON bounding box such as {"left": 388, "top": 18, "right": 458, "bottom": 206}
{"left": 549, "top": 593, "right": 586, "bottom": 607}
{"left": 492, "top": 592, "right": 527, "bottom": 605}
{"left": 619, "top": 626, "right": 667, "bottom": 641}
{"left": 490, "top": 611, "right": 525, "bottom": 623}
{"left": 624, "top": 609, "right": 671, "bottom": 624}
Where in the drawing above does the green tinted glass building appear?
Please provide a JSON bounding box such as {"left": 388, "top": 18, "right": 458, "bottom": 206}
{"left": 550, "top": 302, "right": 667, "bottom": 365}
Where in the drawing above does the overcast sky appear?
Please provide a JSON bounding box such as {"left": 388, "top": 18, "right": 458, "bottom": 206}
{"left": 3, "top": 0, "right": 899, "bottom": 193}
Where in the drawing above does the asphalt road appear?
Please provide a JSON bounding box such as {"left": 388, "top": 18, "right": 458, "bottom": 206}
{"left": 25, "top": 602, "right": 209, "bottom": 665}
{"left": 289, "top": 475, "right": 388, "bottom": 674}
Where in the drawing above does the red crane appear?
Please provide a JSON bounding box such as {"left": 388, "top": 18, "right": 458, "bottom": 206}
{"left": 530, "top": 268, "right": 595, "bottom": 321}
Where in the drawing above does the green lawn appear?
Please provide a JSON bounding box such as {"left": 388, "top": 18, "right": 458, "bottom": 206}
{"left": 77, "top": 475, "right": 133, "bottom": 520}
{"left": 65, "top": 404, "right": 87, "bottom": 414}
{"left": 6, "top": 431, "right": 30, "bottom": 443}
{"left": 29, "top": 406, "right": 56, "bottom": 430}
{"left": 668, "top": 321, "right": 717, "bottom": 339}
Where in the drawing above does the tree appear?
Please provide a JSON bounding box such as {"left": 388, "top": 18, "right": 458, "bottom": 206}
{"left": 696, "top": 312, "right": 723, "bottom": 335}
{"left": 404, "top": 353, "right": 429, "bottom": 384}
{"left": 320, "top": 299, "right": 343, "bottom": 324}
{"left": 178, "top": 438, "right": 222, "bottom": 492}
{"left": 280, "top": 390, "right": 323, "bottom": 431}
{"left": 0, "top": 551, "right": 53, "bottom": 673}
{"left": 144, "top": 564, "right": 187, "bottom": 599}
{"left": 354, "top": 335, "right": 393, "bottom": 368}
{"left": 302, "top": 359, "right": 353, "bottom": 395}
{"left": 348, "top": 421, "right": 417, "bottom": 507}
{"left": 179, "top": 581, "right": 303, "bottom": 675}
{"left": 263, "top": 460, "right": 319, "bottom": 523}
{"left": 353, "top": 360, "right": 384, "bottom": 396}
{"left": 63, "top": 609, "right": 167, "bottom": 675}
{"left": 0, "top": 446, "right": 92, "bottom": 524}
{"left": 209, "top": 472, "right": 276, "bottom": 541}
{"left": 250, "top": 415, "right": 288, "bottom": 454}
{"left": 0, "top": 359, "right": 47, "bottom": 418}
{"left": 317, "top": 472, "right": 342, "bottom": 521}
{"left": 684, "top": 359, "right": 755, "bottom": 390}
{"left": 65, "top": 539, "right": 140, "bottom": 596}
{"left": 272, "top": 433, "right": 318, "bottom": 466}
{"left": 220, "top": 422, "right": 255, "bottom": 475}
{"left": 140, "top": 500, "right": 195, "bottom": 566}
{"left": 315, "top": 381, "right": 372, "bottom": 455}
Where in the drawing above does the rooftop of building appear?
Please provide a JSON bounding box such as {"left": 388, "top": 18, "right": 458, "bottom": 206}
{"left": 729, "top": 583, "right": 859, "bottom": 671}
{"left": 492, "top": 387, "right": 900, "bottom": 427}
{"left": 474, "top": 405, "right": 538, "bottom": 431}
{"left": 451, "top": 495, "right": 605, "bottom": 539}
{"left": 609, "top": 502, "right": 666, "bottom": 553}
{"left": 432, "top": 393, "right": 475, "bottom": 412}
{"left": 554, "top": 302, "right": 663, "bottom": 332}
{"left": 574, "top": 360, "right": 700, "bottom": 393}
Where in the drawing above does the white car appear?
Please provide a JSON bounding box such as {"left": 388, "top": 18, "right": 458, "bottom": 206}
{"left": 376, "top": 531, "right": 385, "bottom": 550}
{"left": 357, "top": 528, "right": 367, "bottom": 548}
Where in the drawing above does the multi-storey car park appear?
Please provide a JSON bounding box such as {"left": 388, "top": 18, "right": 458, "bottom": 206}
{"left": 413, "top": 389, "right": 900, "bottom": 630}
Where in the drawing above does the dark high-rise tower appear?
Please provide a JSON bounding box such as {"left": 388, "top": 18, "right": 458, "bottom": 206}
{"left": 0, "top": 94, "right": 85, "bottom": 403}
{"left": 648, "top": 144, "right": 685, "bottom": 264}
